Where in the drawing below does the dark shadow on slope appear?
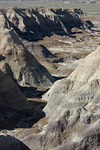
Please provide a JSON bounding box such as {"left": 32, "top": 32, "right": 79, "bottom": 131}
{"left": 2, "top": 8, "right": 85, "bottom": 42}
{"left": 71, "top": 31, "right": 83, "bottom": 34}
{"left": 0, "top": 84, "right": 47, "bottom": 130}
{"left": 19, "top": 86, "right": 49, "bottom": 98}
{"left": 19, "top": 75, "right": 66, "bottom": 99}
{"left": 0, "top": 135, "right": 30, "bottom": 150}
{"left": 26, "top": 100, "right": 46, "bottom": 124}
{"left": 53, "top": 75, "right": 67, "bottom": 80}
{"left": 0, "top": 100, "right": 46, "bottom": 130}
{"left": 91, "top": 29, "right": 100, "bottom": 32}
{"left": 17, "top": 100, "right": 46, "bottom": 129}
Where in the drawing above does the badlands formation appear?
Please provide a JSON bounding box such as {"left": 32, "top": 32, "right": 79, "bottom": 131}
{"left": 0, "top": 8, "right": 84, "bottom": 40}
{"left": 0, "top": 5, "right": 100, "bottom": 150}
{"left": 19, "top": 46, "right": 100, "bottom": 150}
{"left": 0, "top": 28, "right": 55, "bottom": 88}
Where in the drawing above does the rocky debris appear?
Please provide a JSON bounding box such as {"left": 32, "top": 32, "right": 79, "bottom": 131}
{"left": 0, "top": 135, "right": 30, "bottom": 150}
{"left": 0, "top": 8, "right": 86, "bottom": 41}
{"left": 0, "top": 28, "right": 55, "bottom": 89}
{"left": 18, "top": 46, "right": 100, "bottom": 150}
{"left": 23, "top": 40, "right": 56, "bottom": 58}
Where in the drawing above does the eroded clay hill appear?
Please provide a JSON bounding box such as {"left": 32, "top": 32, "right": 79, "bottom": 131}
{"left": 19, "top": 46, "right": 100, "bottom": 150}
{"left": 0, "top": 28, "right": 55, "bottom": 89}
{"left": 0, "top": 8, "right": 88, "bottom": 41}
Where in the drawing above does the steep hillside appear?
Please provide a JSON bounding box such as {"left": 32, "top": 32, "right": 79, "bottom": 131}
{"left": 0, "top": 28, "right": 55, "bottom": 89}
{"left": 19, "top": 46, "right": 100, "bottom": 150}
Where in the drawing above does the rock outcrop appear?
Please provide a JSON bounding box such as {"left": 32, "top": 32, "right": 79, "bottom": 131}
{"left": 19, "top": 46, "right": 100, "bottom": 150}
{"left": 0, "top": 28, "right": 55, "bottom": 88}
{"left": 0, "top": 8, "right": 85, "bottom": 41}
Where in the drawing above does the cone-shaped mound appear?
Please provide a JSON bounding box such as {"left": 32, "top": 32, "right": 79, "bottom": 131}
{"left": 0, "top": 28, "right": 55, "bottom": 89}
